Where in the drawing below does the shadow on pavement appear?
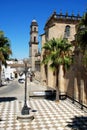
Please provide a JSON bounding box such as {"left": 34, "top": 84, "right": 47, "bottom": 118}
{"left": 0, "top": 97, "right": 17, "bottom": 102}
{"left": 45, "top": 90, "right": 56, "bottom": 100}
{"left": 66, "top": 116, "right": 87, "bottom": 130}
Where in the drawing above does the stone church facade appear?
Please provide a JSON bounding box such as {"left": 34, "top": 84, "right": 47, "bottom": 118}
{"left": 40, "top": 11, "right": 87, "bottom": 107}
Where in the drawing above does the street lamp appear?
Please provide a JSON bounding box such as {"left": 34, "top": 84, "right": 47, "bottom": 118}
{"left": 17, "top": 58, "right": 34, "bottom": 121}
{"left": 21, "top": 58, "right": 30, "bottom": 115}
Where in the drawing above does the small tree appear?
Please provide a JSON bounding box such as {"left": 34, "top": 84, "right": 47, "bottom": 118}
{"left": 0, "top": 31, "right": 12, "bottom": 86}
{"left": 42, "top": 37, "right": 73, "bottom": 101}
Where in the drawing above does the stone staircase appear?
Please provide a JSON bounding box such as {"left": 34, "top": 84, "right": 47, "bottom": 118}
{"left": 28, "top": 80, "right": 66, "bottom": 100}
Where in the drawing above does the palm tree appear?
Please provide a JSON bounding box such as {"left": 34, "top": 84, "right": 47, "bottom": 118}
{"left": 76, "top": 12, "right": 87, "bottom": 51}
{"left": 0, "top": 31, "right": 12, "bottom": 86}
{"left": 42, "top": 37, "right": 73, "bottom": 101}
{"left": 76, "top": 12, "right": 87, "bottom": 69}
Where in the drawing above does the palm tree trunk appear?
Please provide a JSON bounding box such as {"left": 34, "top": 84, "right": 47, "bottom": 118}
{"left": 55, "top": 67, "right": 59, "bottom": 101}
{"left": 58, "top": 65, "right": 65, "bottom": 97}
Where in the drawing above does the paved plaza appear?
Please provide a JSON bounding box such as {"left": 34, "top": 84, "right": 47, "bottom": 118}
{"left": 0, "top": 97, "right": 87, "bottom": 130}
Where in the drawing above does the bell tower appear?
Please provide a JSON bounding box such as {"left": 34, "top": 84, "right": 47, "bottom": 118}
{"left": 29, "top": 19, "right": 39, "bottom": 71}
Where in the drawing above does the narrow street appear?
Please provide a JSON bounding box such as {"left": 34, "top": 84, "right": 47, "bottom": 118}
{"left": 0, "top": 80, "right": 25, "bottom": 101}
{"left": 0, "top": 79, "right": 47, "bottom": 100}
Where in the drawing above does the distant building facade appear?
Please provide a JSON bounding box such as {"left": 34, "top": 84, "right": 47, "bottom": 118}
{"left": 1, "top": 59, "right": 30, "bottom": 81}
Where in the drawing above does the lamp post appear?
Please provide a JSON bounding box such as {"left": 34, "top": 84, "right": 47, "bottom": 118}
{"left": 21, "top": 58, "right": 30, "bottom": 115}
{"left": 17, "top": 58, "right": 34, "bottom": 121}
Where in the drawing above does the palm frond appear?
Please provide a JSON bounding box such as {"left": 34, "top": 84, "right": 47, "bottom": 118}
{"left": 0, "top": 30, "right": 12, "bottom": 63}
{"left": 42, "top": 37, "right": 73, "bottom": 72}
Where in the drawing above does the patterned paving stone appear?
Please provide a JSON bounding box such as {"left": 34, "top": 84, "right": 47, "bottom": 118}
{"left": 0, "top": 98, "right": 87, "bottom": 130}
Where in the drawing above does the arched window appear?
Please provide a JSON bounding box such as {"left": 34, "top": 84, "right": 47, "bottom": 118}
{"left": 34, "top": 27, "right": 36, "bottom": 32}
{"left": 64, "top": 25, "right": 70, "bottom": 38}
{"left": 34, "top": 36, "right": 36, "bottom": 42}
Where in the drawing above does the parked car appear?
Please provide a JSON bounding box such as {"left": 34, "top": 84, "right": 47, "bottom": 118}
{"left": 18, "top": 78, "right": 25, "bottom": 83}
{"left": 1, "top": 81, "right": 7, "bottom": 86}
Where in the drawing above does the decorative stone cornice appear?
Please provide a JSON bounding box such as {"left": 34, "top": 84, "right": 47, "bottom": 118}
{"left": 44, "top": 11, "right": 82, "bottom": 30}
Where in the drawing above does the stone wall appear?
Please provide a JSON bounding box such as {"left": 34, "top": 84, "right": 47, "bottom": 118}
{"left": 65, "top": 53, "right": 87, "bottom": 106}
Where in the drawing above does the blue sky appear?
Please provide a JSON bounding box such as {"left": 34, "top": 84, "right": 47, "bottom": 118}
{"left": 0, "top": 0, "right": 87, "bottom": 60}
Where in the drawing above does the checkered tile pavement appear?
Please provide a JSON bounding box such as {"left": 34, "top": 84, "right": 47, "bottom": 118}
{"left": 0, "top": 98, "right": 87, "bottom": 130}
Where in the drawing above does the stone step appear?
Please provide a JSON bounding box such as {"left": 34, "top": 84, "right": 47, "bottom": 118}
{"left": 29, "top": 90, "right": 56, "bottom": 100}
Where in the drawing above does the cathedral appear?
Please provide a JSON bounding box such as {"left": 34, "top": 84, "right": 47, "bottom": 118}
{"left": 41, "top": 11, "right": 81, "bottom": 87}
{"left": 40, "top": 11, "right": 87, "bottom": 106}
{"left": 29, "top": 11, "right": 87, "bottom": 106}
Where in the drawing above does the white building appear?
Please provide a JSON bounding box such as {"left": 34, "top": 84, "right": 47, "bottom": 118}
{"left": 1, "top": 59, "right": 31, "bottom": 82}
{"left": 2, "top": 64, "right": 16, "bottom": 81}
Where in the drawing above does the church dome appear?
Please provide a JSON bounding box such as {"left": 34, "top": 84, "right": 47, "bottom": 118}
{"left": 31, "top": 19, "right": 38, "bottom": 26}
